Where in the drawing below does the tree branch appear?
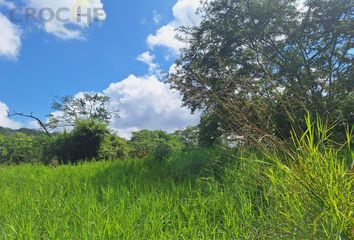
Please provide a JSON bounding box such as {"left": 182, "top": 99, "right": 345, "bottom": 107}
{"left": 7, "top": 111, "right": 52, "bottom": 137}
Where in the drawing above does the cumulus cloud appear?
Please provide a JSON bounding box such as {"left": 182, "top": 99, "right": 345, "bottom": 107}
{"left": 0, "top": 13, "right": 21, "bottom": 59}
{"left": 0, "top": 101, "right": 22, "bottom": 129}
{"left": 104, "top": 75, "right": 200, "bottom": 139}
{"left": 137, "top": 51, "right": 160, "bottom": 74}
{"left": 147, "top": 24, "right": 186, "bottom": 52}
{"left": 25, "top": 0, "right": 106, "bottom": 40}
{"left": 147, "top": 0, "right": 204, "bottom": 53}
{"left": 147, "top": 0, "right": 308, "bottom": 53}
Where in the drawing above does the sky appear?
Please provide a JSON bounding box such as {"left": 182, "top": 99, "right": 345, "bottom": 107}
{"left": 0, "top": 0, "right": 203, "bottom": 138}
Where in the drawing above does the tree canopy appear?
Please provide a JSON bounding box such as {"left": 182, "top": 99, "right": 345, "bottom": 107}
{"left": 48, "top": 93, "right": 119, "bottom": 129}
{"left": 170, "top": 0, "right": 354, "bottom": 143}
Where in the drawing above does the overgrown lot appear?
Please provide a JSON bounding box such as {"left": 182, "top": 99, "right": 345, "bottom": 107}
{"left": 0, "top": 138, "right": 352, "bottom": 239}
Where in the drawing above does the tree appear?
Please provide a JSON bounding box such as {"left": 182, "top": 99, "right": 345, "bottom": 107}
{"left": 130, "top": 130, "right": 183, "bottom": 159}
{"left": 69, "top": 120, "right": 109, "bottom": 163}
{"left": 52, "top": 119, "right": 109, "bottom": 164}
{"left": 198, "top": 112, "right": 222, "bottom": 147}
{"left": 99, "top": 134, "right": 131, "bottom": 160}
{"left": 48, "top": 93, "right": 119, "bottom": 129}
{"left": 7, "top": 112, "right": 52, "bottom": 137}
{"left": 174, "top": 126, "right": 200, "bottom": 148}
{"left": 170, "top": 0, "right": 354, "bottom": 143}
{"left": 0, "top": 133, "right": 40, "bottom": 164}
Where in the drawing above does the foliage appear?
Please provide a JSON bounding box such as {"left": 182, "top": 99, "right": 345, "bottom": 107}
{"left": 170, "top": 0, "right": 354, "bottom": 143}
{"left": 0, "top": 128, "right": 351, "bottom": 239}
{"left": 198, "top": 112, "right": 222, "bottom": 147}
{"left": 0, "top": 126, "right": 44, "bottom": 136}
{"left": 153, "top": 139, "right": 184, "bottom": 163}
{"left": 53, "top": 120, "right": 109, "bottom": 164}
{"left": 173, "top": 126, "right": 199, "bottom": 149}
{"left": 48, "top": 93, "right": 119, "bottom": 129}
{"left": 165, "top": 147, "right": 234, "bottom": 180}
{"left": 0, "top": 133, "right": 41, "bottom": 164}
{"left": 49, "top": 131, "right": 73, "bottom": 164}
{"left": 260, "top": 115, "right": 354, "bottom": 239}
{"left": 99, "top": 134, "right": 131, "bottom": 160}
{"left": 130, "top": 130, "right": 183, "bottom": 159}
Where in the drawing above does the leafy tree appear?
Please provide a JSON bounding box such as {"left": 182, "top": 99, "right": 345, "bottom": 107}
{"left": 69, "top": 120, "right": 109, "bottom": 163}
{"left": 0, "top": 127, "right": 43, "bottom": 136}
{"left": 170, "top": 0, "right": 354, "bottom": 143}
{"left": 0, "top": 135, "right": 5, "bottom": 163}
{"left": 198, "top": 112, "right": 223, "bottom": 147}
{"left": 0, "top": 133, "right": 39, "bottom": 164}
{"left": 49, "top": 131, "right": 73, "bottom": 164}
{"left": 99, "top": 134, "right": 131, "bottom": 160}
{"left": 153, "top": 138, "right": 184, "bottom": 163}
{"left": 130, "top": 130, "right": 183, "bottom": 159}
{"left": 48, "top": 93, "right": 119, "bottom": 129}
{"left": 174, "top": 126, "right": 200, "bottom": 148}
{"left": 51, "top": 120, "right": 109, "bottom": 164}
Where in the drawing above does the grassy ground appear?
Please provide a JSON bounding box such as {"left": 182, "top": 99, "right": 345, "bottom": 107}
{"left": 0, "top": 159, "right": 261, "bottom": 239}
{"left": 0, "top": 146, "right": 353, "bottom": 239}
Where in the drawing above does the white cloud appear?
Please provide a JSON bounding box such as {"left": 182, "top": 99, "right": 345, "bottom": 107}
{"left": 0, "top": 13, "right": 21, "bottom": 59}
{"left": 25, "top": 0, "right": 106, "bottom": 40}
{"left": 137, "top": 51, "right": 154, "bottom": 65}
{"left": 152, "top": 10, "right": 161, "bottom": 25}
{"left": 147, "top": 0, "right": 307, "bottom": 53}
{"left": 147, "top": 24, "right": 186, "bottom": 52}
{"left": 104, "top": 74, "right": 200, "bottom": 139}
{"left": 171, "top": 0, "right": 203, "bottom": 26}
{"left": 137, "top": 51, "right": 159, "bottom": 74}
{"left": 147, "top": 0, "right": 204, "bottom": 52}
{"left": 0, "top": 101, "right": 22, "bottom": 129}
{"left": 45, "top": 75, "right": 200, "bottom": 138}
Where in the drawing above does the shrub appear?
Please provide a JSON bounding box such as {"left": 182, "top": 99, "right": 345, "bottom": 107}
{"left": 52, "top": 120, "right": 109, "bottom": 164}
{"left": 0, "top": 133, "right": 40, "bottom": 164}
{"left": 99, "top": 134, "right": 131, "bottom": 160}
{"left": 165, "top": 147, "right": 235, "bottom": 180}
{"left": 130, "top": 130, "right": 184, "bottom": 159}
{"left": 153, "top": 138, "right": 184, "bottom": 163}
{"left": 173, "top": 126, "right": 199, "bottom": 149}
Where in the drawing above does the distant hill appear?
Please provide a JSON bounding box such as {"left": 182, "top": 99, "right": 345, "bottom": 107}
{"left": 0, "top": 127, "right": 44, "bottom": 136}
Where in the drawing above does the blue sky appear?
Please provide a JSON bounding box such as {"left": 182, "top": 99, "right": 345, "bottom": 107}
{"left": 0, "top": 0, "right": 202, "bottom": 137}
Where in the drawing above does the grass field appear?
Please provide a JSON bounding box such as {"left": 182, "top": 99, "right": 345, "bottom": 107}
{"left": 0, "top": 145, "right": 353, "bottom": 239}
{"left": 0, "top": 159, "right": 262, "bottom": 239}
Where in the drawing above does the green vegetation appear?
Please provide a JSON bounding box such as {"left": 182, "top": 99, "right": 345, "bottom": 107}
{"left": 0, "top": 121, "right": 353, "bottom": 239}
{"left": 171, "top": 0, "right": 353, "bottom": 143}
{"left": 0, "top": 0, "right": 353, "bottom": 239}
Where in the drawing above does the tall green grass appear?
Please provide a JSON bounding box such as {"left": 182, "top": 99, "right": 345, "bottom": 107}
{"left": 0, "top": 160, "right": 262, "bottom": 239}
{"left": 0, "top": 117, "right": 352, "bottom": 239}
{"left": 260, "top": 116, "right": 354, "bottom": 239}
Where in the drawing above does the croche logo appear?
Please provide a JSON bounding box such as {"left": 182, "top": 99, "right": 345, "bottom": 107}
{"left": 71, "top": 0, "right": 90, "bottom": 20}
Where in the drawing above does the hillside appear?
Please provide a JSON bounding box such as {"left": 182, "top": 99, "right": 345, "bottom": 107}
{"left": 0, "top": 127, "right": 44, "bottom": 136}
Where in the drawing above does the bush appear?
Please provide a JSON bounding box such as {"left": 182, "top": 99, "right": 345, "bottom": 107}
{"left": 130, "top": 130, "right": 184, "bottom": 159}
{"left": 99, "top": 134, "right": 131, "bottom": 160}
{"left": 153, "top": 138, "right": 184, "bottom": 163}
{"left": 173, "top": 126, "right": 199, "bottom": 149}
{"left": 165, "top": 147, "right": 235, "bottom": 180}
{"left": 51, "top": 120, "right": 109, "bottom": 164}
{"left": 0, "top": 133, "right": 41, "bottom": 164}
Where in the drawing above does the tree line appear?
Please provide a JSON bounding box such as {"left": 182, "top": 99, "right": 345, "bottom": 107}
{"left": 1, "top": 0, "right": 353, "bottom": 165}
